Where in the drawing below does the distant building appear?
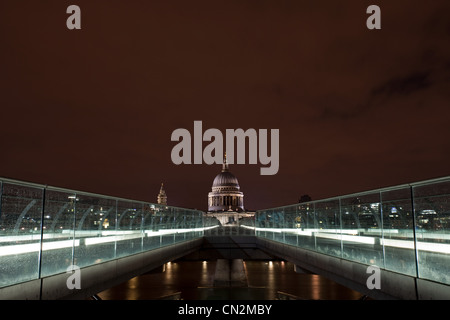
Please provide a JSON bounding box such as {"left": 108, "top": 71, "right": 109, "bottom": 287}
{"left": 208, "top": 153, "right": 244, "bottom": 212}
{"left": 157, "top": 183, "right": 167, "bottom": 205}
{"left": 299, "top": 194, "right": 312, "bottom": 203}
{"left": 207, "top": 154, "right": 254, "bottom": 225}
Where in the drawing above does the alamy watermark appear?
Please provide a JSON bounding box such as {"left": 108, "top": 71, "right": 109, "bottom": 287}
{"left": 66, "top": 264, "right": 81, "bottom": 290}
{"left": 170, "top": 121, "right": 280, "bottom": 175}
{"left": 366, "top": 265, "right": 381, "bottom": 290}
{"left": 65, "top": 5, "right": 381, "bottom": 30}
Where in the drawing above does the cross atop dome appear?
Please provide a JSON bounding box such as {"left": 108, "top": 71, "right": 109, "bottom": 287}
{"left": 222, "top": 152, "right": 229, "bottom": 172}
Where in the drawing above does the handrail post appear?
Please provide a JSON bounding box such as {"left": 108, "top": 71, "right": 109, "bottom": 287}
{"left": 38, "top": 187, "right": 46, "bottom": 300}
{"left": 410, "top": 185, "right": 420, "bottom": 300}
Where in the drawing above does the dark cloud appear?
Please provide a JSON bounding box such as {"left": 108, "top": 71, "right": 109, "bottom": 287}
{"left": 372, "top": 71, "right": 431, "bottom": 97}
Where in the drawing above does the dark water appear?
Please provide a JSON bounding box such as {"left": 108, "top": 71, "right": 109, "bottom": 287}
{"left": 98, "top": 260, "right": 363, "bottom": 300}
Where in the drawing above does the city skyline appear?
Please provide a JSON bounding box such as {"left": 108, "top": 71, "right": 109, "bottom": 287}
{"left": 1, "top": 0, "right": 449, "bottom": 211}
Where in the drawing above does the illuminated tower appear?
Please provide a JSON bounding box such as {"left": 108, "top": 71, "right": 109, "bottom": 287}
{"left": 157, "top": 183, "right": 167, "bottom": 205}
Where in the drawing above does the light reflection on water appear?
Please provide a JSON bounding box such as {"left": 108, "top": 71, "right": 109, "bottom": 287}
{"left": 98, "top": 260, "right": 362, "bottom": 300}
{"left": 124, "top": 277, "right": 139, "bottom": 300}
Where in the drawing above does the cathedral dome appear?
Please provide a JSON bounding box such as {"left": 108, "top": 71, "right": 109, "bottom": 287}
{"left": 212, "top": 171, "right": 240, "bottom": 189}
{"left": 208, "top": 154, "right": 244, "bottom": 213}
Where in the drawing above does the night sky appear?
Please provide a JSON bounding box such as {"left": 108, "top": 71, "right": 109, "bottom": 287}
{"left": 1, "top": 0, "right": 449, "bottom": 211}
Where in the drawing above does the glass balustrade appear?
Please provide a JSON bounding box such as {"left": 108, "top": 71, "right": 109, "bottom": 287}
{"left": 2, "top": 175, "right": 449, "bottom": 290}
{"left": 0, "top": 178, "right": 212, "bottom": 288}
{"left": 255, "top": 176, "right": 450, "bottom": 286}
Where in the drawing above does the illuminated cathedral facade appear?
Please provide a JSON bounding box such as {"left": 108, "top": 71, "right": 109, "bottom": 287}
{"left": 208, "top": 154, "right": 244, "bottom": 212}
{"left": 207, "top": 154, "right": 254, "bottom": 225}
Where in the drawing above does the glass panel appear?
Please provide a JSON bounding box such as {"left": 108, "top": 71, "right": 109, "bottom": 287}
{"left": 340, "top": 193, "right": 384, "bottom": 266}
{"left": 267, "top": 209, "right": 277, "bottom": 240}
{"left": 273, "top": 208, "right": 284, "bottom": 243}
{"left": 381, "top": 187, "right": 416, "bottom": 276}
{"left": 143, "top": 203, "right": 161, "bottom": 250}
{"left": 160, "top": 206, "right": 175, "bottom": 247}
{"left": 40, "top": 189, "right": 76, "bottom": 277}
{"left": 413, "top": 181, "right": 450, "bottom": 285}
{"left": 261, "top": 209, "right": 273, "bottom": 239}
{"left": 283, "top": 206, "right": 297, "bottom": 246}
{"left": 175, "top": 208, "right": 187, "bottom": 243}
{"left": 191, "top": 210, "right": 199, "bottom": 238}
{"left": 239, "top": 213, "right": 255, "bottom": 236}
{"left": 0, "top": 183, "right": 43, "bottom": 287}
{"left": 255, "top": 210, "right": 266, "bottom": 238}
{"left": 74, "top": 195, "right": 117, "bottom": 267}
{"left": 314, "top": 199, "right": 341, "bottom": 258}
{"left": 116, "top": 200, "right": 143, "bottom": 258}
{"left": 194, "top": 210, "right": 204, "bottom": 237}
{"left": 296, "top": 203, "right": 316, "bottom": 250}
